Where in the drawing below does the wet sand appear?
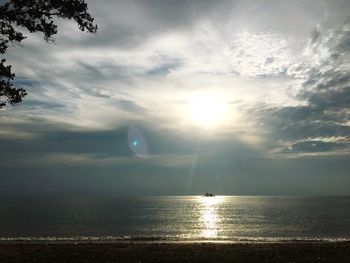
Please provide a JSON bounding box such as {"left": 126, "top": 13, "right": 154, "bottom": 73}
{"left": 0, "top": 241, "right": 349, "bottom": 263}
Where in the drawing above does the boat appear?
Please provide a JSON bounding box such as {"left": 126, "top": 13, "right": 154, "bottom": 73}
{"left": 204, "top": 192, "right": 215, "bottom": 197}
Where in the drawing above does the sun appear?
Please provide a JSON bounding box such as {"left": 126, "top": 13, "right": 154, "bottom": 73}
{"left": 188, "top": 94, "right": 229, "bottom": 127}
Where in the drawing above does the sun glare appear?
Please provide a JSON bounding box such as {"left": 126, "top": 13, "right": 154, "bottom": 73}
{"left": 188, "top": 95, "right": 229, "bottom": 127}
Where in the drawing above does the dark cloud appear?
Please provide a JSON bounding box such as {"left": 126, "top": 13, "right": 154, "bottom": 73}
{"left": 263, "top": 106, "right": 350, "bottom": 140}
{"left": 61, "top": 0, "right": 228, "bottom": 49}
{"left": 284, "top": 141, "right": 347, "bottom": 153}
{"left": 146, "top": 61, "right": 181, "bottom": 76}
{"left": 117, "top": 99, "right": 145, "bottom": 114}
{"left": 0, "top": 117, "right": 266, "bottom": 196}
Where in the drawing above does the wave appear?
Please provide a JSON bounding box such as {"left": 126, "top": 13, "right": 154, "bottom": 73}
{"left": 0, "top": 236, "right": 349, "bottom": 243}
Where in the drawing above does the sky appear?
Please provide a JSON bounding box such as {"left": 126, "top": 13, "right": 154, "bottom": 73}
{"left": 0, "top": 0, "right": 350, "bottom": 197}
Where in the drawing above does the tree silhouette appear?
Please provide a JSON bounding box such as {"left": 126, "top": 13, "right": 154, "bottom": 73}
{"left": 0, "top": 0, "right": 97, "bottom": 108}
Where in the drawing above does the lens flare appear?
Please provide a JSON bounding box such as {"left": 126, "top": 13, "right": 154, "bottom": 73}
{"left": 127, "top": 126, "right": 148, "bottom": 158}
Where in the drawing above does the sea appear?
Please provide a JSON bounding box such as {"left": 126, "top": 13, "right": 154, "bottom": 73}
{"left": 0, "top": 196, "right": 350, "bottom": 242}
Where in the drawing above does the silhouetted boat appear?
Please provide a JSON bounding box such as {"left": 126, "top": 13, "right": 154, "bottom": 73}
{"left": 204, "top": 192, "right": 215, "bottom": 197}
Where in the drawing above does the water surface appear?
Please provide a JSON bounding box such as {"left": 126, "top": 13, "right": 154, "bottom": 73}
{"left": 0, "top": 196, "right": 349, "bottom": 241}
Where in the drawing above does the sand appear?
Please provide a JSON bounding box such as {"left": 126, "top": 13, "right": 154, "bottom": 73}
{"left": 0, "top": 241, "right": 349, "bottom": 262}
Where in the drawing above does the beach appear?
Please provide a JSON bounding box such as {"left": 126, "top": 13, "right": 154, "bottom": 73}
{"left": 0, "top": 241, "right": 349, "bottom": 263}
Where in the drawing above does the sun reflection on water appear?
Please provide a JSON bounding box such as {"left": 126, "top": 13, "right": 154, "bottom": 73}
{"left": 199, "top": 196, "right": 223, "bottom": 239}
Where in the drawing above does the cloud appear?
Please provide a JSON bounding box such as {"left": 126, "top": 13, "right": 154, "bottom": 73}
{"left": 1, "top": 0, "right": 350, "bottom": 196}
{"left": 2, "top": 0, "right": 349, "bottom": 148}
{"left": 252, "top": 18, "right": 350, "bottom": 156}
